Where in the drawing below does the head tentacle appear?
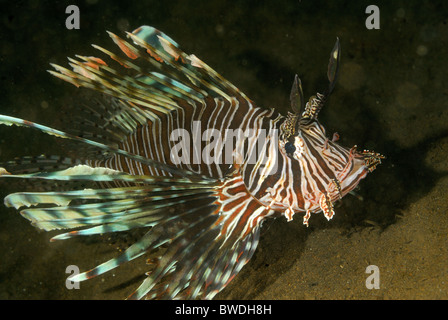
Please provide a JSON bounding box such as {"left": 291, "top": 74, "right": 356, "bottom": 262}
{"left": 302, "top": 38, "right": 341, "bottom": 120}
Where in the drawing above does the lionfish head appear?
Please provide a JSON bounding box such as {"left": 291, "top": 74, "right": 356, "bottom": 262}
{"left": 281, "top": 38, "right": 384, "bottom": 200}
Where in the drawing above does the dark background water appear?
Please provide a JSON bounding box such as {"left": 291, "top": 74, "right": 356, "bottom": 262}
{"left": 0, "top": 0, "right": 447, "bottom": 299}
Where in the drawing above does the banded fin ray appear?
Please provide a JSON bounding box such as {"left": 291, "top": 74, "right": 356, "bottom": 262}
{"left": 2, "top": 159, "right": 268, "bottom": 299}
{"left": 61, "top": 94, "right": 149, "bottom": 148}
{"left": 0, "top": 115, "right": 204, "bottom": 179}
{"left": 0, "top": 155, "right": 81, "bottom": 175}
{"left": 49, "top": 26, "right": 254, "bottom": 130}
{"left": 5, "top": 173, "right": 216, "bottom": 233}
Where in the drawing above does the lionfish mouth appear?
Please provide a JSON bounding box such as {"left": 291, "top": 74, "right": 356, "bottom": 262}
{"left": 361, "top": 150, "right": 385, "bottom": 172}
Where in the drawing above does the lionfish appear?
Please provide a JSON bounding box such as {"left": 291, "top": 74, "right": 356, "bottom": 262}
{"left": 0, "top": 26, "right": 383, "bottom": 299}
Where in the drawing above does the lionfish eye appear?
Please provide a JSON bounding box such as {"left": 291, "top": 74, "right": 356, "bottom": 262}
{"left": 285, "top": 141, "right": 296, "bottom": 155}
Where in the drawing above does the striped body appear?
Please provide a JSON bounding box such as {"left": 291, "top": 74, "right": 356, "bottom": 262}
{"left": 0, "top": 26, "right": 383, "bottom": 299}
{"left": 88, "top": 96, "right": 273, "bottom": 178}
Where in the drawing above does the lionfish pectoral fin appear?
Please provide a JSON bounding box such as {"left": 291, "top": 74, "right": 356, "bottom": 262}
{"left": 0, "top": 155, "right": 82, "bottom": 176}
{"left": 127, "top": 174, "right": 269, "bottom": 300}
{"left": 2, "top": 163, "right": 266, "bottom": 299}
